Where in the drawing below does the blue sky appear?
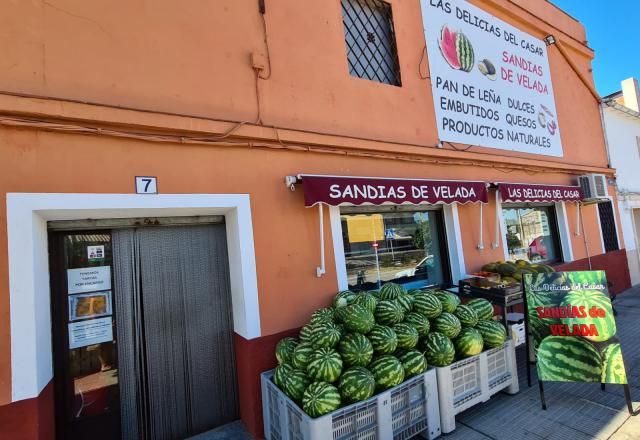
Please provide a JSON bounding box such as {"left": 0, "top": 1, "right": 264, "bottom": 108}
{"left": 551, "top": 1, "right": 640, "bottom": 96}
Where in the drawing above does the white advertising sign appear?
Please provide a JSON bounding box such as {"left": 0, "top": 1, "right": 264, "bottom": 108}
{"left": 68, "top": 317, "right": 113, "bottom": 349}
{"left": 420, "top": 0, "right": 563, "bottom": 156}
{"left": 67, "top": 266, "right": 112, "bottom": 294}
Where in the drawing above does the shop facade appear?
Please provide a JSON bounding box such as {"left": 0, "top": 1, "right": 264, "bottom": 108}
{"left": 0, "top": 0, "right": 629, "bottom": 439}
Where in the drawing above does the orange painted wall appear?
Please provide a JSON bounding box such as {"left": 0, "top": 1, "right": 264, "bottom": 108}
{"left": 0, "top": 0, "right": 618, "bottom": 412}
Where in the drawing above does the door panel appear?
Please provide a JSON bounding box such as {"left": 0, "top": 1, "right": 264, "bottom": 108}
{"left": 113, "top": 224, "right": 238, "bottom": 440}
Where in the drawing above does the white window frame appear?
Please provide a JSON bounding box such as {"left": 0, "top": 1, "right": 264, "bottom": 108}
{"left": 329, "top": 204, "right": 466, "bottom": 291}
{"left": 497, "top": 199, "right": 573, "bottom": 263}
{"left": 6, "top": 193, "right": 260, "bottom": 402}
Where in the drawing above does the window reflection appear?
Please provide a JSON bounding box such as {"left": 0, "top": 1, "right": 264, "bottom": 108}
{"left": 502, "top": 205, "right": 561, "bottom": 263}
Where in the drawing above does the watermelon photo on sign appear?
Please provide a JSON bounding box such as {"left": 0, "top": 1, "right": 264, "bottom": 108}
{"left": 524, "top": 270, "right": 628, "bottom": 385}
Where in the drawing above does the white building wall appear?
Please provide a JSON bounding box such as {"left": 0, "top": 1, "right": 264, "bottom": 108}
{"left": 603, "top": 105, "right": 640, "bottom": 284}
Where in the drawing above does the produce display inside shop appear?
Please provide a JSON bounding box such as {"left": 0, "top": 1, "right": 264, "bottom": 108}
{"left": 272, "top": 283, "right": 508, "bottom": 418}
{"left": 474, "top": 259, "right": 556, "bottom": 286}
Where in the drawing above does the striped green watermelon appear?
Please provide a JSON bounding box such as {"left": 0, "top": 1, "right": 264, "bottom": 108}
{"left": 526, "top": 293, "right": 560, "bottom": 350}
{"left": 403, "top": 312, "right": 430, "bottom": 337}
{"left": 407, "top": 289, "right": 424, "bottom": 296}
{"left": 303, "top": 382, "right": 341, "bottom": 418}
{"left": 338, "top": 333, "right": 374, "bottom": 367}
{"left": 393, "top": 323, "right": 419, "bottom": 350}
{"left": 292, "top": 343, "right": 315, "bottom": 370}
{"left": 560, "top": 290, "right": 616, "bottom": 342}
{"left": 310, "top": 323, "right": 341, "bottom": 349}
{"left": 432, "top": 312, "right": 462, "bottom": 339}
{"left": 310, "top": 308, "right": 335, "bottom": 325}
{"left": 454, "top": 305, "right": 478, "bottom": 327}
{"left": 338, "top": 366, "right": 376, "bottom": 403}
{"left": 466, "top": 298, "right": 494, "bottom": 321}
{"left": 454, "top": 328, "right": 484, "bottom": 357}
{"left": 275, "top": 337, "right": 298, "bottom": 365}
{"left": 341, "top": 304, "right": 375, "bottom": 334}
{"left": 475, "top": 320, "right": 507, "bottom": 348}
{"left": 536, "top": 336, "right": 601, "bottom": 382}
{"left": 374, "top": 300, "right": 405, "bottom": 325}
{"left": 369, "top": 355, "right": 405, "bottom": 390}
{"left": 396, "top": 294, "right": 414, "bottom": 313}
{"left": 333, "top": 290, "right": 356, "bottom": 308}
{"left": 283, "top": 369, "right": 311, "bottom": 402}
{"left": 601, "top": 343, "right": 627, "bottom": 384}
{"left": 353, "top": 293, "right": 378, "bottom": 313}
{"left": 368, "top": 289, "right": 380, "bottom": 298}
{"left": 422, "top": 332, "right": 455, "bottom": 367}
{"left": 379, "top": 282, "right": 406, "bottom": 300}
{"left": 413, "top": 293, "right": 442, "bottom": 319}
{"left": 273, "top": 363, "right": 293, "bottom": 389}
{"left": 299, "top": 324, "right": 315, "bottom": 344}
{"left": 455, "top": 32, "right": 474, "bottom": 72}
{"left": 399, "top": 350, "right": 428, "bottom": 377}
{"left": 367, "top": 325, "right": 398, "bottom": 354}
{"left": 433, "top": 291, "right": 460, "bottom": 313}
{"left": 307, "top": 348, "right": 343, "bottom": 383}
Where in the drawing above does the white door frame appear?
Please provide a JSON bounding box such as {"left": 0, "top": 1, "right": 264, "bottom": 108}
{"left": 6, "top": 193, "right": 261, "bottom": 402}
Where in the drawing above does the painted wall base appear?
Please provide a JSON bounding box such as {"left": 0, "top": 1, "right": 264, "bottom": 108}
{"left": 0, "top": 382, "right": 54, "bottom": 440}
{"left": 555, "top": 249, "right": 632, "bottom": 294}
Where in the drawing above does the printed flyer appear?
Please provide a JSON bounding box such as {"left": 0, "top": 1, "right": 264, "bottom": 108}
{"left": 524, "top": 271, "right": 627, "bottom": 384}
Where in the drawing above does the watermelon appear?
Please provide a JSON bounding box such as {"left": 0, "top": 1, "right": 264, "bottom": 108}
{"left": 273, "top": 363, "right": 293, "bottom": 389}
{"left": 399, "top": 350, "right": 428, "bottom": 377}
{"left": 432, "top": 312, "right": 462, "bottom": 339}
{"left": 438, "top": 25, "right": 461, "bottom": 70}
{"left": 310, "top": 323, "right": 341, "bottom": 349}
{"left": 275, "top": 337, "right": 298, "bottom": 365}
{"left": 367, "top": 325, "right": 398, "bottom": 354}
{"left": 475, "top": 320, "right": 507, "bottom": 348}
{"left": 393, "top": 323, "right": 419, "bottom": 350}
{"left": 433, "top": 291, "right": 460, "bottom": 313}
{"left": 353, "top": 293, "right": 378, "bottom": 313}
{"left": 560, "top": 290, "right": 616, "bottom": 342}
{"left": 456, "top": 32, "right": 474, "bottom": 72}
{"left": 338, "top": 366, "right": 376, "bottom": 403}
{"left": 307, "top": 348, "right": 343, "bottom": 383}
{"left": 379, "top": 282, "right": 406, "bottom": 300}
{"left": 283, "top": 369, "right": 311, "bottom": 402}
{"left": 466, "top": 298, "right": 494, "bottom": 321}
{"left": 396, "top": 294, "right": 414, "bottom": 313}
{"left": 526, "top": 293, "right": 560, "bottom": 350}
{"left": 368, "top": 289, "right": 380, "bottom": 298}
{"left": 403, "top": 312, "right": 430, "bottom": 337}
{"left": 601, "top": 343, "right": 627, "bottom": 384}
{"left": 333, "top": 290, "right": 356, "bottom": 308}
{"left": 310, "top": 308, "right": 335, "bottom": 325}
{"left": 536, "top": 336, "right": 601, "bottom": 382}
{"left": 299, "top": 324, "right": 315, "bottom": 344}
{"left": 422, "top": 332, "right": 455, "bottom": 367}
{"left": 303, "top": 382, "right": 341, "bottom": 418}
{"left": 454, "top": 305, "right": 479, "bottom": 327}
{"left": 454, "top": 328, "right": 484, "bottom": 357}
{"left": 369, "top": 355, "right": 405, "bottom": 390}
{"left": 292, "top": 343, "right": 315, "bottom": 370}
{"left": 407, "top": 289, "right": 424, "bottom": 297}
{"left": 374, "top": 300, "right": 405, "bottom": 325}
{"left": 341, "top": 304, "right": 375, "bottom": 334}
{"left": 413, "top": 293, "right": 442, "bottom": 319}
{"left": 338, "top": 333, "right": 374, "bottom": 367}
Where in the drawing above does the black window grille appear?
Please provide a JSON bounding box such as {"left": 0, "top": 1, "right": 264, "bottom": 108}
{"left": 598, "top": 201, "right": 620, "bottom": 252}
{"left": 341, "top": 0, "right": 401, "bottom": 86}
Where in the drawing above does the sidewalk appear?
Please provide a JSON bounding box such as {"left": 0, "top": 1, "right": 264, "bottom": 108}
{"left": 444, "top": 286, "right": 640, "bottom": 440}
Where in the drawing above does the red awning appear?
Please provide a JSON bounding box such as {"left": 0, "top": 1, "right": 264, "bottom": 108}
{"left": 498, "top": 182, "right": 583, "bottom": 203}
{"left": 299, "top": 174, "right": 488, "bottom": 207}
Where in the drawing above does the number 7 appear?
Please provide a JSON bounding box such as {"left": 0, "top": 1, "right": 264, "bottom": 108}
{"left": 142, "top": 179, "right": 152, "bottom": 192}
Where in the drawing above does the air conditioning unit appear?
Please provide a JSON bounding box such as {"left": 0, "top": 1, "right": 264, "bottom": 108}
{"left": 578, "top": 174, "right": 608, "bottom": 200}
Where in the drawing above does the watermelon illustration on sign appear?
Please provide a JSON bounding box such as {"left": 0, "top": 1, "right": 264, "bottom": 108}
{"left": 438, "top": 25, "right": 474, "bottom": 72}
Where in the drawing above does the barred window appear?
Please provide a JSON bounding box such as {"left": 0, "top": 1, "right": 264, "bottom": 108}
{"left": 341, "top": 0, "right": 402, "bottom": 86}
{"left": 598, "top": 201, "right": 620, "bottom": 253}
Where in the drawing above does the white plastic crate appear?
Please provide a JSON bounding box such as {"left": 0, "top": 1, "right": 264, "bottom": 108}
{"left": 261, "top": 368, "right": 441, "bottom": 440}
{"left": 436, "top": 340, "right": 519, "bottom": 433}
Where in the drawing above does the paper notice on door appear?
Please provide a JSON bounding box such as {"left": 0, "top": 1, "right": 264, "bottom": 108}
{"left": 68, "top": 317, "right": 113, "bottom": 349}
{"left": 87, "top": 245, "right": 105, "bottom": 261}
{"left": 67, "top": 266, "right": 111, "bottom": 294}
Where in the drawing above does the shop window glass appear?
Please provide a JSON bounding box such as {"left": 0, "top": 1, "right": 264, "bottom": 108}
{"left": 502, "top": 205, "right": 562, "bottom": 263}
{"left": 340, "top": 208, "right": 449, "bottom": 291}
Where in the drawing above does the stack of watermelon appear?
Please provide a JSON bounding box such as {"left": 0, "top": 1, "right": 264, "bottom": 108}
{"left": 272, "top": 283, "right": 508, "bottom": 418}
